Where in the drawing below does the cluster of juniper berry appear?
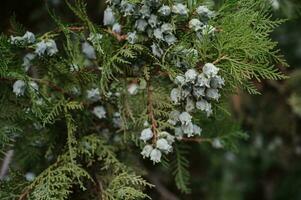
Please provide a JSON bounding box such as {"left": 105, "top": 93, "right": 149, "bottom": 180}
{"left": 10, "top": 0, "right": 222, "bottom": 164}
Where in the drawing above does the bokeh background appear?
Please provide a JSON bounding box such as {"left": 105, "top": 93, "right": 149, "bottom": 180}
{"left": 1, "top": 0, "right": 301, "bottom": 199}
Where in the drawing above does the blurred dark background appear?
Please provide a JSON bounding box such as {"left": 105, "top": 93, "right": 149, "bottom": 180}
{"left": 1, "top": 0, "right": 301, "bottom": 199}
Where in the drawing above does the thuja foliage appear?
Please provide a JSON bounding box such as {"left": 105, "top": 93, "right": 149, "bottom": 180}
{"left": 0, "top": 0, "right": 287, "bottom": 199}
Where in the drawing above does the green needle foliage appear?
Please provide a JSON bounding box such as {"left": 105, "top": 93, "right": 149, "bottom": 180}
{"left": 171, "top": 144, "right": 191, "bottom": 194}
{"left": 0, "top": 0, "right": 287, "bottom": 199}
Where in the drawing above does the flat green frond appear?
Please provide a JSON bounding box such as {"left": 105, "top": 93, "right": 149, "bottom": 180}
{"left": 171, "top": 144, "right": 191, "bottom": 194}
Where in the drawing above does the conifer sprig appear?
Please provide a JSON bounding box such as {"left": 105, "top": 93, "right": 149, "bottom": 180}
{"left": 0, "top": 0, "right": 288, "bottom": 199}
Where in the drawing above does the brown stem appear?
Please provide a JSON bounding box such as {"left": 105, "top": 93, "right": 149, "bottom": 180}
{"left": 146, "top": 80, "right": 158, "bottom": 143}
{"left": 72, "top": 66, "right": 101, "bottom": 75}
{"left": 180, "top": 137, "right": 212, "bottom": 143}
{"left": 67, "top": 26, "right": 85, "bottom": 31}
{"left": 18, "top": 190, "right": 29, "bottom": 200}
{"left": 213, "top": 55, "right": 227, "bottom": 65}
{"left": 196, "top": 55, "right": 228, "bottom": 70}
{"left": 93, "top": 174, "right": 103, "bottom": 200}
{"left": 31, "top": 78, "right": 66, "bottom": 94}
{"left": 105, "top": 28, "right": 128, "bottom": 42}
{"left": 0, "top": 150, "right": 14, "bottom": 180}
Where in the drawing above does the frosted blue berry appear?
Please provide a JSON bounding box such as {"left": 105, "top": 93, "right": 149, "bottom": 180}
{"left": 185, "top": 97, "right": 195, "bottom": 112}
{"left": 140, "top": 128, "right": 153, "bottom": 142}
{"left": 189, "top": 19, "right": 204, "bottom": 32}
{"left": 128, "top": 83, "right": 139, "bottom": 95}
{"left": 45, "top": 40, "right": 58, "bottom": 56}
{"left": 170, "top": 88, "right": 181, "bottom": 104}
{"left": 161, "top": 23, "right": 173, "bottom": 34}
{"left": 82, "top": 42, "right": 96, "bottom": 59}
{"left": 174, "top": 75, "right": 185, "bottom": 86}
{"left": 212, "top": 138, "right": 223, "bottom": 149}
{"left": 158, "top": 131, "right": 175, "bottom": 145}
{"left": 22, "top": 53, "right": 36, "bottom": 72}
{"left": 270, "top": 0, "right": 280, "bottom": 10}
{"left": 175, "top": 126, "right": 184, "bottom": 139}
{"left": 196, "top": 6, "right": 215, "bottom": 19}
{"left": 87, "top": 88, "right": 101, "bottom": 102}
{"left": 148, "top": 14, "right": 159, "bottom": 28}
{"left": 196, "top": 99, "right": 212, "bottom": 116}
{"left": 181, "top": 87, "right": 192, "bottom": 99}
{"left": 168, "top": 110, "right": 180, "bottom": 125}
{"left": 179, "top": 112, "right": 192, "bottom": 126}
{"left": 135, "top": 19, "right": 148, "bottom": 32}
{"left": 10, "top": 35, "right": 23, "bottom": 45}
{"left": 35, "top": 40, "right": 58, "bottom": 56}
{"left": 127, "top": 31, "right": 138, "bottom": 44}
{"left": 150, "top": 148, "right": 162, "bottom": 163}
{"left": 172, "top": 3, "right": 188, "bottom": 15}
{"left": 13, "top": 80, "right": 26, "bottom": 96}
{"left": 156, "top": 138, "right": 172, "bottom": 153}
{"left": 193, "top": 86, "right": 206, "bottom": 99}
{"left": 151, "top": 43, "right": 163, "bottom": 58}
{"left": 141, "top": 145, "right": 153, "bottom": 158}
{"left": 22, "top": 31, "right": 36, "bottom": 44}
{"left": 153, "top": 28, "right": 164, "bottom": 40}
{"left": 92, "top": 106, "right": 107, "bottom": 119}
{"left": 203, "top": 63, "right": 219, "bottom": 77}
{"left": 158, "top": 5, "right": 171, "bottom": 16}
{"left": 113, "top": 112, "right": 123, "bottom": 128}
{"left": 164, "top": 33, "right": 177, "bottom": 45}
{"left": 120, "top": 0, "right": 135, "bottom": 16}
{"left": 181, "top": 122, "right": 194, "bottom": 136}
{"left": 29, "top": 81, "right": 39, "bottom": 91}
{"left": 112, "top": 23, "right": 122, "bottom": 33}
{"left": 35, "top": 41, "right": 47, "bottom": 56}
{"left": 197, "top": 73, "right": 210, "bottom": 87}
{"left": 185, "top": 69, "right": 198, "bottom": 83}
{"left": 10, "top": 31, "right": 35, "bottom": 45}
{"left": 206, "top": 88, "right": 220, "bottom": 100}
{"left": 193, "top": 124, "right": 202, "bottom": 136}
{"left": 25, "top": 172, "right": 36, "bottom": 182}
{"left": 210, "top": 76, "right": 225, "bottom": 89}
{"left": 140, "top": 4, "right": 151, "bottom": 18}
